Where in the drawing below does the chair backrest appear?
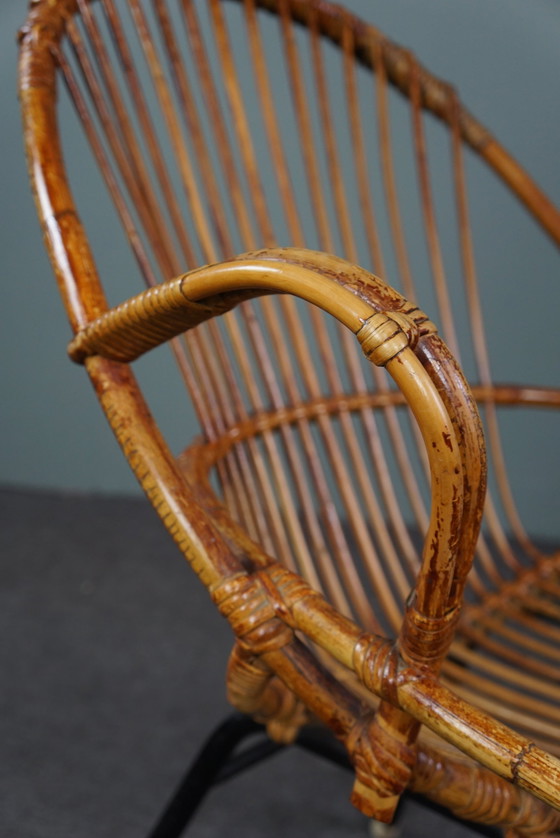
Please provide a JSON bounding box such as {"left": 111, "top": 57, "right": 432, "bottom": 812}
{"left": 19, "top": 0, "right": 560, "bottom": 639}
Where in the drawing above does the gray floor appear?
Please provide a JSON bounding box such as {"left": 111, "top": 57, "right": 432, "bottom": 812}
{"left": 1, "top": 487, "right": 491, "bottom": 837}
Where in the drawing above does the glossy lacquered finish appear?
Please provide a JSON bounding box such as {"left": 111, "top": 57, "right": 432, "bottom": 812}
{"left": 19, "top": 0, "right": 560, "bottom": 834}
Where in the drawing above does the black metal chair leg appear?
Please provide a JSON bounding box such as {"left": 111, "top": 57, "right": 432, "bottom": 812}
{"left": 147, "top": 713, "right": 502, "bottom": 838}
{"left": 146, "top": 713, "right": 281, "bottom": 838}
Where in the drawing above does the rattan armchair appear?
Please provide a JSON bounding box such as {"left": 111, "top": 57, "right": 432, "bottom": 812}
{"left": 19, "top": 0, "right": 560, "bottom": 835}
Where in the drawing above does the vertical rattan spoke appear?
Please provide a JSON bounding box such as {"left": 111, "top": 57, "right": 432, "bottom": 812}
{"left": 208, "top": 0, "right": 276, "bottom": 248}
{"left": 67, "top": 11, "right": 179, "bottom": 276}
{"left": 86, "top": 0, "right": 197, "bottom": 269}
{"left": 342, "top": 25, "right": 385, "bottom": 276}
{"left": 180, "top": 0, "right": 259, "bottom": 251}
{"left": 153, "top": 0, "right": 236, "bottom": 259}
{"left": 372, "top": 38, "right": 414, "bottom": 299}
{"left": 279, "top": 0, "right": 333, "bottom": 252}
{"left": 243, "top": 0, "right": 305, "bottom": 245}
{"left": 127, "top": 0, "right": 219, "bottom": 264}
{"left": 54, "top": 43, "right": 156, "bottom": 285}
{"left": 409, "top": 62, "right": 460, "bottom": 362}
{"left": 449, "top": 96, "right": 537, "bottom": 566}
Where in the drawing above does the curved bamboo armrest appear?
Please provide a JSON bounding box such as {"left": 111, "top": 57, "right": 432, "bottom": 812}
{"left": 69, "top": 246, "right": 481, "bottom": 613}
{"left": 70, "top": 247, "right": 489, "bottom": 817}
{"left": 70, "top": 247, "right": 484, "bottom": 653}
{"left": 68, "top": 247, "right": 435, "bottom": 364}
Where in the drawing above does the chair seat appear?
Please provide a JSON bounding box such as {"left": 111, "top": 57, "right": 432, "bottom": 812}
{"left": 450, "top": 558, "right": 560, "bottom": 756}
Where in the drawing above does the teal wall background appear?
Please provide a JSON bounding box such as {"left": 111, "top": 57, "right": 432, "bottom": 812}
{"left": 2, "top": 0, "right": 559, "bottom": 538}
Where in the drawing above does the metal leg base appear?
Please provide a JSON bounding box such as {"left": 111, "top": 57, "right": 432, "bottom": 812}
{"left": 146, "top": 713, "right": 280, "bottom": 838}
{"left": 146, "top": 713, "right": 502, "bottom": 838}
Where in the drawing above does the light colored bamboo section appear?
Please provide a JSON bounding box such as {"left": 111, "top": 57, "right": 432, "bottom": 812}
{"left": 19, "top": 0, "right": 560, "bottom": 833}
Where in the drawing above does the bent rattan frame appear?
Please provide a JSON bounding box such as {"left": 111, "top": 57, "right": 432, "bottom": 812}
{"left": 19, "top": 0, "right": 560, "bottom": 834}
